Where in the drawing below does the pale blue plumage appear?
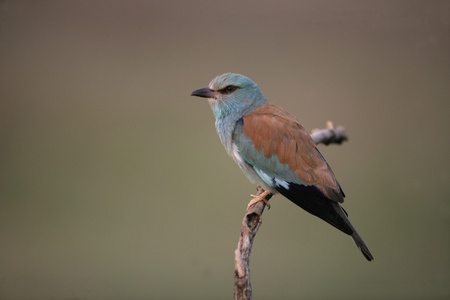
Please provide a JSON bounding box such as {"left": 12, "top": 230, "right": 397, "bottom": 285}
{"left": 206, "top": 73, "right": 271, "bottom": 189}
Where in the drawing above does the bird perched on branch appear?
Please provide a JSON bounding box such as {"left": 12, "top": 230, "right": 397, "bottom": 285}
{"left": 191, "top": 73, "right": 373, "bottom": 261}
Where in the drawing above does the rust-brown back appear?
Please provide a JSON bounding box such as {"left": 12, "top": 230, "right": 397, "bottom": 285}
{"left": 242, "top": 103, "right": 344, "bottom": 203}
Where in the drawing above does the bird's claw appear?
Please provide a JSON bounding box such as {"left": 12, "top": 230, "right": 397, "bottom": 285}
{"left": 247, "top": 190, "right": 271, "bottom": 211}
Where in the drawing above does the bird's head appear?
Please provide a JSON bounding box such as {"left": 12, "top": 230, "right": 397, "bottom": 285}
{"left": 191, "top": 73, "right": 268, "bottom": 119}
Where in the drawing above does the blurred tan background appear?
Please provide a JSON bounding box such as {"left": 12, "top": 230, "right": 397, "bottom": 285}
{"left": 1, "top": 1, "right": 449, "bottom": 299}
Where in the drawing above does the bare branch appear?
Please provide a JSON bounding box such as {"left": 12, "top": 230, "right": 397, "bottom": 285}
{"left": 234, "top": 186, "right": 272, "bottom": 300}
{"left": 233, "top": 122, "right": 347, "bottom": 300}
{"left": 311, "top": 121, "right": 348, "bottom": 145}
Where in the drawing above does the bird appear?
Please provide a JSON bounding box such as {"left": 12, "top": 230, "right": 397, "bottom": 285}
{"left": 191, "top": 73, "right": 373, "bottom": 261}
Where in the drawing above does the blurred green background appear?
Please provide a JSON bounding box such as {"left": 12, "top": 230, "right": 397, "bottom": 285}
{"left": 1, "top": 1, "right": 449, "bottom": 299}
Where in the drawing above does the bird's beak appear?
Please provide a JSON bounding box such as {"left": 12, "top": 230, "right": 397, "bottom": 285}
{"left": 191, "top": 87, "right": 217, "bottom": 99}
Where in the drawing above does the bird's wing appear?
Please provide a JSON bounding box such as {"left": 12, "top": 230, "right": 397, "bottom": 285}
{"left": 232, "top": 103, "right": 345, "bottom": 203}
{"left": 232, "top": 103, "right": 376, "bottom": 262}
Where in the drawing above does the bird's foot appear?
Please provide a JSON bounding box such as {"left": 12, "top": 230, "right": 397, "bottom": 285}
{"left": 247, "top": 189, "right": 271, "bottom": 211}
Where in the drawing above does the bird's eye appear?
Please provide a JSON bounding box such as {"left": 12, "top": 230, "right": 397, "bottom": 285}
{"left": 220, "top": 85, "right": 239, "bottom": 94}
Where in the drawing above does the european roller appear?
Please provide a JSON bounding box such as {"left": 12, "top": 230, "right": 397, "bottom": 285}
{"left": 191, "top": 73, "right": 373, "bottom": 261}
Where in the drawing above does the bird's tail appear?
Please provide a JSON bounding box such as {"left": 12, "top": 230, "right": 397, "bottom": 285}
{"left": 350, "top": 228, "right": 374, "bottom": 261}
{"left": 336, "top": 204, "right": 374, "bottom": 261}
